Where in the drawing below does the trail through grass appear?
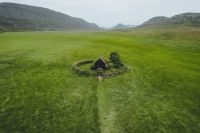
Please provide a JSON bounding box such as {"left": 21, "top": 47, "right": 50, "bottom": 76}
{"left": 0, "top": 28, "right": 200, "bottom": 133}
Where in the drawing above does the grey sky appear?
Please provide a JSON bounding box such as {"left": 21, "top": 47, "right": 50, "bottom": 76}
{"left": 0, "top": 0, "right": 200, "bottom": 27}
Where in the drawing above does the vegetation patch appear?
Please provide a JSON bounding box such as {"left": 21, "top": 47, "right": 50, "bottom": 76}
{"left": 72, "top": 53, "right": 130, "bottom": 78}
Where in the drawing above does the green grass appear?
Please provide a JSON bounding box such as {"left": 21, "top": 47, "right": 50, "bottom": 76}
{"left": 0, "top": 27, "right": 200, "bottom": 133}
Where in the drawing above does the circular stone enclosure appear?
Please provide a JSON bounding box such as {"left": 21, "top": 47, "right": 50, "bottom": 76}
{"left": 72, "top": 60, "right": 130, "bottom": 78}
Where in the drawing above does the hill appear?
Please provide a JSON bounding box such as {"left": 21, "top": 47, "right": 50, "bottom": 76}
{"left": 141, "top": 13, "right": 200, "bottom": 27}
{"left": 0, "top": 2, "right": 100, "bottom": 31}
{"left": 112, "top": 23, "right": 135, "bottom": 29}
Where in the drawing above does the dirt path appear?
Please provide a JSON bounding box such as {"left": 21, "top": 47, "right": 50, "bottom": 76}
{"left": 96, "top": 82, "right": 119, "bottom": 133}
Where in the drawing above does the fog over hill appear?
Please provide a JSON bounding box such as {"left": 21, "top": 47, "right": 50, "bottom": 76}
{"left": 112, "top": 23, "right": 135, "bottom": 30}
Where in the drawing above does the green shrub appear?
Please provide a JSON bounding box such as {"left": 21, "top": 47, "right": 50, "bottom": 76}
{"left": 109, "top": 52, "right": 123, "bottom": 68}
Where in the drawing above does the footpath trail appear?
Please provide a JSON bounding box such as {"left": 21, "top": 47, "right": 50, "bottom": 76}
{"left": 94, "top": 78, "right": 120, "bottom": 133}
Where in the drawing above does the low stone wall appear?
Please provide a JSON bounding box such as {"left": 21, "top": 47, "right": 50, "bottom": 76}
{"left": 72, "top": 60, "right": 130, "bottom": 78}
{"left": 72, "top": 60, "right": 96, "bottom": 76}
{"left": 103, "top": 66, "right": 130, "bottom": 78}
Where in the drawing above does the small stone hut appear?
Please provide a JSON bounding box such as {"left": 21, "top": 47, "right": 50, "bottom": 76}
{"left": 94, "top": 58, "right": 107, "bottom": 70}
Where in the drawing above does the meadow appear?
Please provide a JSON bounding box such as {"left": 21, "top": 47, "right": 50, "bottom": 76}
{"left": 0, "top": 27, "right": 200, "bottom": 133}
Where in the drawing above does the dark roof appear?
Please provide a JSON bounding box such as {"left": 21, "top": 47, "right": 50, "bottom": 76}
{"left": 95, "top": 58, "right": 107, "bottom": 64}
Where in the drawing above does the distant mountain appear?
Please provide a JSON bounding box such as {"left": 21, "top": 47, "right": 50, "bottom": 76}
{"left": 112, "top": 23, "right": 135, "bottom": 29}
{"left": 0, "top": 2, "right": 100, "bottom": 31}
{"left": 140, "top": 13, "right": 200, "bottom": 27}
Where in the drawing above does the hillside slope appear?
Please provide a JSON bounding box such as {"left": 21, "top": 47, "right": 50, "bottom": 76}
{"left": 141, "top": 13, "right": 200, "bottom": 27}
{"left": 112, "top": 23, "right": 135, "bottom": 30}
{"left": 0, "top": 2, "right": 100, "bottom": 31}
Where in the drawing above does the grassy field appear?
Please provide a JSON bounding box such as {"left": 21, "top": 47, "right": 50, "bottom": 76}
{"left": 0, "top": 27, "right": 200, "bottom": 133}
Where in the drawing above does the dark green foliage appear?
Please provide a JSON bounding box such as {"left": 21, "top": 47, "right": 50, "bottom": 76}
{"left": 109, "top": 52, "right": 123, "bottom": 68}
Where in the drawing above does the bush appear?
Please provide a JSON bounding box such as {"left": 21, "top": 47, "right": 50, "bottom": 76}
{"left": 109, "top": 52, "right": 123, "bottom": 68}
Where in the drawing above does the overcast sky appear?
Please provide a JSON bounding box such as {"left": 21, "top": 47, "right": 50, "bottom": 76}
{"left": 0, "top": 0, "right": 200, "bottom": 27}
